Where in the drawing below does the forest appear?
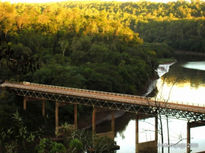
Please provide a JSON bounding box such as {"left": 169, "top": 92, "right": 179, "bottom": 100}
{"left": 0, "top": 0, "right": 205, "bottom": 152}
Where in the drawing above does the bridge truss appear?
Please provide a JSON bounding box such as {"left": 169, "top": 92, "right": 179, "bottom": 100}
{"left": 9, "top": 86, "right": 205, "bottom": 122}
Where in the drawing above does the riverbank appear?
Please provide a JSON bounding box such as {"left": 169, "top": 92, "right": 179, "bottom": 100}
{"left": 143, "top": 60, "right": 176, "bottom": 97}
{"left": 174, "top": 50, "right": 205, "bottom": 57}
{"left": 158, "top": 49, "right": 205, "bottom": 64}
{"left": 157, "top": 58, "right": 176, "bottom": 64}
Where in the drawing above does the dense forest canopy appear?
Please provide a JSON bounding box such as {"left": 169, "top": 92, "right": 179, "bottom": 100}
{"left": 1, "top": 0, "right": 204, "bottom": 88}
{"left": 0, "top": 0, "right": 204, "bottom": 152}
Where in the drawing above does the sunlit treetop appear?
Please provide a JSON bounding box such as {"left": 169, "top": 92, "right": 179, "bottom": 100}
{"left": 1, "top": 0, "right": 65, "bottom": 3}
{"left": 1, "top": 0, "right": 199, "bottom": 4}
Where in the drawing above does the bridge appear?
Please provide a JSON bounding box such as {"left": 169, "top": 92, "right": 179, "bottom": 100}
{"left": 1, "top": 81, "right": 205, "bottom": 120}
{"left": 1, "top": 81, "right": 205, "bottom": 153}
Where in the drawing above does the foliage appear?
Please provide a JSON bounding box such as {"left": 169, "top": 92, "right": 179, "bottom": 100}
{"left": 1, "top": 0, "right": 203, "bottom": 152}
{"left": 0, "top": 1, "right": 165, "bottom": 94}
{"left": 36, "top": 138, "right": 66, "bottom": 153}
{"left": 0, "top": 111, "right": 37, "bottom": 153}
{"left": 93, "top": 136, "right": 117, "bottom": 153}
{"left": 58, "top": 123, "right": 117, "bottom": 153}
{"left": 69, "top": 138, "right": 83, "bottom": 153}
{"left": 0, "top": 0, "right": 204, "bottom": 53}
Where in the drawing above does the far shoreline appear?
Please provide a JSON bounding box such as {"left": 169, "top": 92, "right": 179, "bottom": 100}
{"left": 174, "top": 50, "right": 205, "bottom": 57}
{"left": 157, "top": 58, "right": 177, "bottom": 65}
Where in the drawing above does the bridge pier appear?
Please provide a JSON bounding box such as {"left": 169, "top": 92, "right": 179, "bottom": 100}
{"left": 54, "top": 102, "right": 79, "bottom": 134}
{"left": 187, "top": 122, "right": 191, "bottom": 153}
{"left": 112, "top": 112, "right": 115, "bottom": 133}
{"left": 42, "top": 101, "right": 46, "bottom": 117}
{"left": 95, "top": 110, "right": 116, "bottom": 140}
{"left": 74, "top": 104, "right": 78, "bottom": 129}
{"left": 92, "top": 107, "right": 96, "bottom": 136}
{"left": 23, "top": 97, "right": 27, "bottom": 110}
{"left": 155, "top": 116, "right": 158, "bottom": 146}
{"left": 136, "top": 116, "right": 139, "bottom": 153}
{"left": 23, "top": 97, "right": 46, "bottom": 117}
{"left": 187, "top": 120, "right": 205, "bottom": 153}
{"left": 55, "top": 102, "right": 59, "bottom": 134}
{"left": 92, "top": 109, "right": 115, "bottom": 137}
{"left": 136, "top": 115, "right": 158, "bottom": 153}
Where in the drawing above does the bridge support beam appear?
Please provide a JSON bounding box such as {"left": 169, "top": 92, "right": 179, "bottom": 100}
{"left": 92, "top": 107, "right": 96, "bottom": 136}
{"left": 23, "top": 97, "right": 27, "bottom": 110}
{"left": 155, "top": 116, "right": 158, "bottom": 153}
{"left": 42, "top": 101, "right": 45, "bottom": 117}
{"left": 136, "top": 116, "right": 158, "bottom": 153}
{"left": 136, "top": 116, "right": 139, "bottom": 153}
{"left": 187, "top": 121, "right": 205, "bottom": 153}
{"left": 155, "top": 116, "right": 158, "bottom": 145}
{"left": 74, "top": 104, "right": 78, "bottom": 129}
{"left": 187, "top": 122, "right": 191, "bottom": 153}
{"left": 111, "top": 112, "right": 115, "bottom": 133}
{"left": 55, "top": 102, "right": 59, "bottom": 134}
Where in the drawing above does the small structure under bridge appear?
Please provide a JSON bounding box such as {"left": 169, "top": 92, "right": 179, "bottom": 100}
{"left": 1, "top": 81, "right": 205, "bottom": 153}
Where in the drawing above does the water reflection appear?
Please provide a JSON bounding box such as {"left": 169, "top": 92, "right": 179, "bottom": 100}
{"left": 155, "top": 61, "right": 205, "bottom": 153}
{"left": 114, "top": 116, "right": 157, "bottom": 153}
{"left": 183, "top": 61, "right": 205, "bottom": 71}
{"left": 155, "top": 61, "right": 205, "bottom": 106}
{"left": 161, "top": 61, "right": 205, "bottom": 88}
{"left": 155, "top": 78, "right": 205, "bottom": 106}
{"left": 115, "top": 61, "right": 205, "bottom": 153}
{"left": 139, "top": 118, "right": 155, "bottom": 143}
{"left": 79, "top": 61, "right": 205, "bottom": 153}
{"left": 115, "top": 120, "right": 135, "bottom": 153}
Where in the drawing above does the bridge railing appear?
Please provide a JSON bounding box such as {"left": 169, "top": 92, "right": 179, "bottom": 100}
{"left": 2, "top": 81, "right": 205, "bottom": 108}
{"left": 148, "top": 97, "right": 205, "bottom": 109}
{"left": 24, "top": 81, "right": 147, "bottom": 100}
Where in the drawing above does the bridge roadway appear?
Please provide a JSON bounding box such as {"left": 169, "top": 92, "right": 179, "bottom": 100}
{"left": 1, "top": 81, "right": 205, "bottom": 121}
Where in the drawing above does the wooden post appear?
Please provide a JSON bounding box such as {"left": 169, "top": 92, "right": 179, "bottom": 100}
{"left": 23, "top": 97, "right": 27, "bottom": 110}
{"left": 74, "top": 104, "right": 78, "bottom": 129}
{"left": 92, "top": 107, "right": 96, "bottom": 136}
{"left": 187, "top": 122, "right": 191, "bottom": 153}
{"left": 136, "top": 116, "right": 139, "bottom": 153}
{"left": 111, "top": 112, "right": 115, "bottom": 133}
{"left": 42, "top": 101, "right": 45, "bottom": 117}
{"left": 55, "top": 102, "right": 59, "bottom": 134}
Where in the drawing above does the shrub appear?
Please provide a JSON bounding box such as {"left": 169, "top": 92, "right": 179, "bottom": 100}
{"left": 36, "top": 138, "right": 66, "bottom": 153}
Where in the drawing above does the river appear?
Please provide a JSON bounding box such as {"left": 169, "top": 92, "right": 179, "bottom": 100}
{"left": 78, "top": 59, "right": 205, "bottom": 153}
{"left": 94, "top": 60, "right": 205, "bottom": 153}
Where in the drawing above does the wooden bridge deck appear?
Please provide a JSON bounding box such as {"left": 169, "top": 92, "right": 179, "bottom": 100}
{"left": 1, "top": 81, "right": 205, "bottom": 119}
